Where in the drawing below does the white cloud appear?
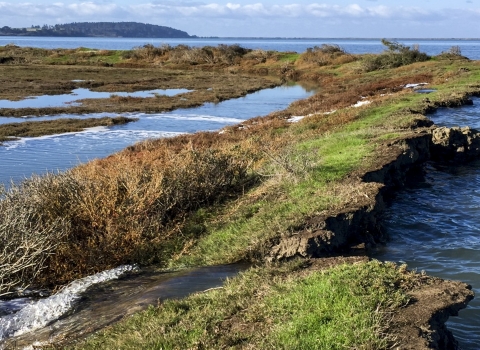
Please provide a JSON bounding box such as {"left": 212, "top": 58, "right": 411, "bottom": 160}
{"left": 0, "top": 2, "right": 459, "bottom": 21}
{"left": 0, "top": 2, "right": 479, "bottom": 37}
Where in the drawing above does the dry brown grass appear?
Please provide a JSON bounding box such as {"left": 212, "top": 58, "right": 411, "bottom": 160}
{"left": 24, "top": 137, "right": 260, "bottom": 285}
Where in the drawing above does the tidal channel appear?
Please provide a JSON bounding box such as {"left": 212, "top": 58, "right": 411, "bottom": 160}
{"left": 0, "top": 84, "right": 314, "bottom": 186}
{"left": 372, "top": 97, "right": 480, "bottom": 349}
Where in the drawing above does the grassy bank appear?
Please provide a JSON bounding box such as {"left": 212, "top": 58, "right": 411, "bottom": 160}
{"left": 73, "top": 259, "right": 424, "bottom": 350}
{"left": 0, "top": 42, "right": 478, "bottom": 347}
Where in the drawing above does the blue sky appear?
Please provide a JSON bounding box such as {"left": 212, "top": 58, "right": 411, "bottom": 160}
{"left": 0, "top": 1, "right": 479, "bottom": 38}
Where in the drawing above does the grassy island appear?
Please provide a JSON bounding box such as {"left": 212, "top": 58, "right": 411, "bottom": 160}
{"left": 0, "top": 41, "right": 476, "bottom": 349}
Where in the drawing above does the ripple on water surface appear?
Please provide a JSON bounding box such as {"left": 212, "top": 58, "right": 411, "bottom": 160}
{"left": 372, "top": 98, "right": 480, "bottom": 350}
{"left": 0, "top": 264, "right": 247, "bottom": 348}
{"left": 0, "top": 85, "right": 314, "bottom": 186}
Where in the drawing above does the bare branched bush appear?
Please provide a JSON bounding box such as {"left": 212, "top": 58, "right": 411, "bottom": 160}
{"left": 436, "top": 46, "right": 468, "bottom": 60}
{"left": 0, "top": 181, "right": 68, "bottom": 296}
{"left": 447, "top": 46, "right": 462, "bottom": 56}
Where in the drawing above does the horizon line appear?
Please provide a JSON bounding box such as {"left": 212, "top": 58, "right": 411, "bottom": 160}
{"left": 197, "top": 37, "right": 480, "bottom": 40}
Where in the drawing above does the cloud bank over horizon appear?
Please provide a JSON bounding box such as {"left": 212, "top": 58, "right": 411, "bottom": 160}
{"left": 0, "top": 2, "right": 478, "bottom": 37}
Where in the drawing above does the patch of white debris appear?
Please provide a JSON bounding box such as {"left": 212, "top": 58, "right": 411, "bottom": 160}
{"left": 352, "top": 100, "right": 371, "bottom": 108}
{"left": 287, "top": 116, "right": 306, "bottom": 123}
{"left": 404, "top": 83, "right": 429, "bottom": 89}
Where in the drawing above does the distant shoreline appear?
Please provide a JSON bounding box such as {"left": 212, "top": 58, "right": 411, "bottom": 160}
{"left": 1, "top": 35, "right": 479, "bottom": 41}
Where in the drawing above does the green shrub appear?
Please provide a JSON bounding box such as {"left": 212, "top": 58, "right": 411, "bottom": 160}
{"left": 362, "top": 39, "right": 430, "bottom": 72}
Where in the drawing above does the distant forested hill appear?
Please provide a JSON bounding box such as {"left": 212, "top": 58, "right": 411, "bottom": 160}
{"left": 0, "top": 22, "right": 194, "bottom": 38}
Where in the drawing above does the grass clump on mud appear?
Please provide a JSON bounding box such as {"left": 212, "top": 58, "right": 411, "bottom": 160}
{"left": 74, "top": 260, "right": 424, "bottom": 350}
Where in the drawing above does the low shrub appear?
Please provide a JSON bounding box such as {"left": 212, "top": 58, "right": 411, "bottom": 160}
{"left": 0, "top": 136, "right": 260, "bottom": 287}
{"left": 122, "top": 44, "right": 251, "bottom": 66}
{"left": 298, "top": 44, "right": 350, "bottom": 66}
{"left": 362, "top": 39, "right": 430, "bottom": 72}
{"left": 436, "top": 45, "right": 469, "bottom": 60}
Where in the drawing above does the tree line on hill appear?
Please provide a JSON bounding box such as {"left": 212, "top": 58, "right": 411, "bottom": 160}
{"left": 0, "top": 22, "right": 194, "bottom": 38}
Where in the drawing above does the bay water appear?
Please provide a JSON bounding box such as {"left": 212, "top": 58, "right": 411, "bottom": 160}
{"left": 1, "top": 37, "right": 480, "bottom": 59}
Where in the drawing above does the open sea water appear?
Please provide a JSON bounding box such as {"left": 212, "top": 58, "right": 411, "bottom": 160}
{"left": 1, "top": 37, "right": 480, "bottom": 59}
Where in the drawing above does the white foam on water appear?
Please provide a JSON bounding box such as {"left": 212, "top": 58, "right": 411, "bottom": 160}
{"left": 145, "top": 113, "right": 245, "bottom": 124}
{"left": 0, "top": 265, "right": 134, "bottom": 342}
{"left": 5, "top": 128, "right": 183, "bottom": 146}
{"left": 76, "top": 129, "right": 183, "bottom": 141}
{"left": 3, "top": 138, "right": 26, "bottom": 150}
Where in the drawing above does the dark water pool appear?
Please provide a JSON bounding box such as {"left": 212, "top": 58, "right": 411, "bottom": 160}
{"left": 372, "top": 98, "right": 480, "bottom": 349}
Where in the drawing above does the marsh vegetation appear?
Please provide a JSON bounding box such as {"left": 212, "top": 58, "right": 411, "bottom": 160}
{"left": 0, "top": 41, "right": 477, "bottom": 348}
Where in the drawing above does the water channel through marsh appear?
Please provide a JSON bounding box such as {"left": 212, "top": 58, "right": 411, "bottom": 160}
{"left": 372, "top": 98, "right": 480, "bottom": 349}
{"left": 1, "top": 88, "right": 480, "bottom": 348}
{"left": 0, "top": 264, "right": 248, "bottom": 348}
{"left": 0, "top": 84, "right": 314, "bottom": 186}
{"left": 0, "top": 84, "right": 313, "bottom": 348}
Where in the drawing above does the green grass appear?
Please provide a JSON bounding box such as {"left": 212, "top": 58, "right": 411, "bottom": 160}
{"left": 175, "top": 112, "right": 377, "bottom": 267}
{"left": 74, "top": 260, "right": 415, "bottom": 350}
{"left": 278, "top": 53, "right": 300, "bottom": 63}
{"left": 172, "top": 79, "right": 454, "bottom": 269}
{"left": 260, "top": 261, "right": 410, "bottom": 349}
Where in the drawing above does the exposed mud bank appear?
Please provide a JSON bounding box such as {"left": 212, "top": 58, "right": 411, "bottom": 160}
{"left": 268, "top": 131, "right": 433, "bottom": 260}
{"left": 267, "top": 120, "right": 478, "bottom": 349}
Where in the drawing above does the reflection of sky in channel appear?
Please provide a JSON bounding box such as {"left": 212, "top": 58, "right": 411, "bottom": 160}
{"left": 0, "top": 88, "right": 191, "bottom": 109}
{"left": 0, "top": 85, "right": 314, "bottom": 185}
